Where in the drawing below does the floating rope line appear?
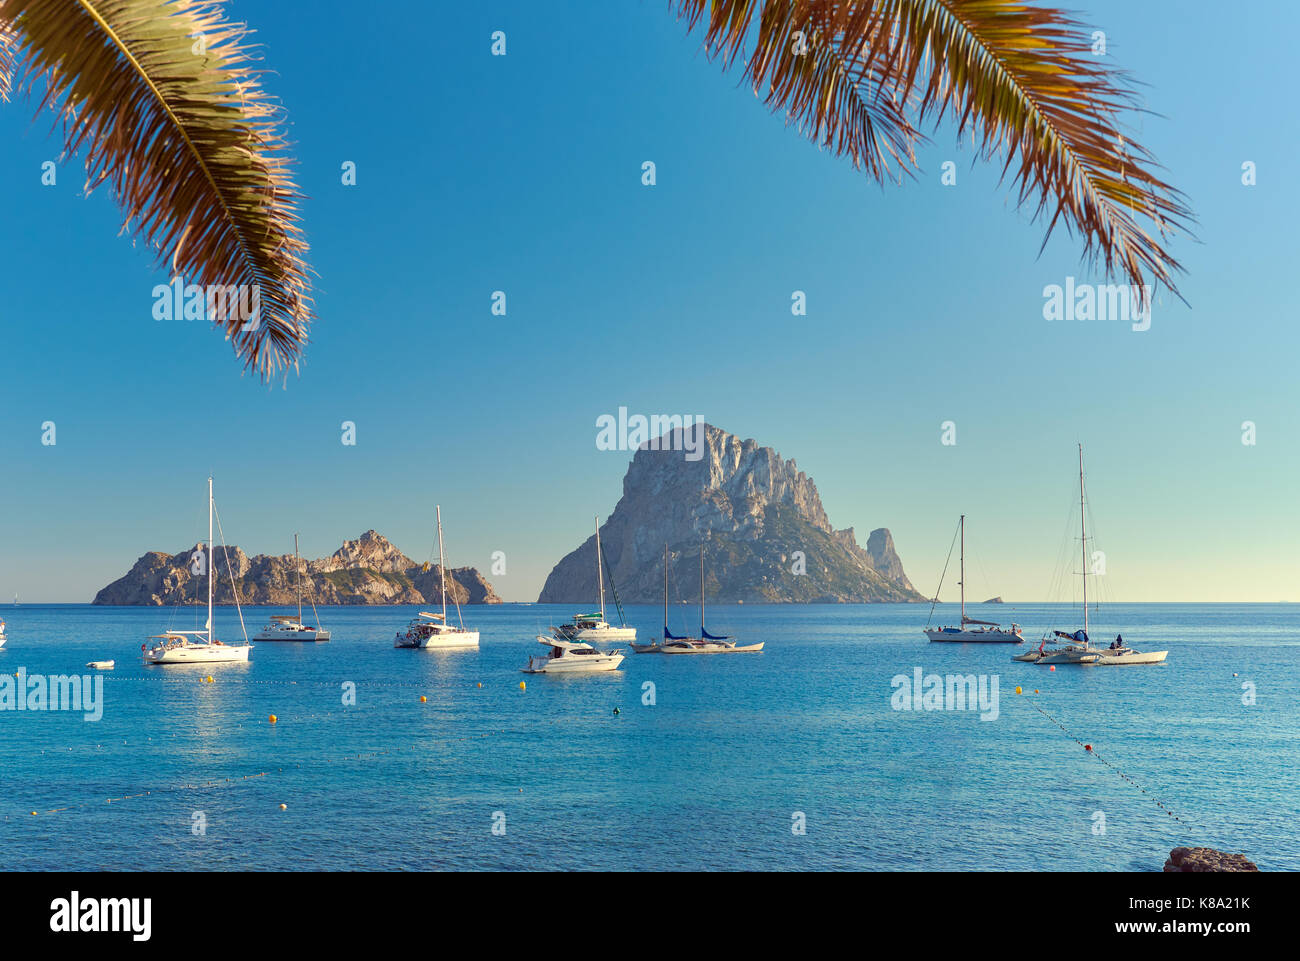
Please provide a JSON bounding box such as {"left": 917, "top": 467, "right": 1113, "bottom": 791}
{"left": 1017, "top": 691, "right": 1191, "bottom": 827}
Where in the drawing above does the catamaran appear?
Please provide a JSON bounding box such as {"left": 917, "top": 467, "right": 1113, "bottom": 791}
{"left": 658, "top": 544, "right": 764, "bottom": 655}
{"left": 924, "top": 515, "right": 1022, "bottom": 643}
{"left": 394, "top": 506, "right": 479, "bottom": 649}
{"left": 552, "top": 518, "right": 636, "bottom": 643}
{"left": 522, "top": 635, "right": 625, "bottom": 674}
{"left": 253, "top": 533, "right": 331, "bottom": 641}
{"left": 1024, "top": 446, "right": 1167, "bottom": 667}
{"left": 144, "top": 477, "right": 252, "bottom": 665}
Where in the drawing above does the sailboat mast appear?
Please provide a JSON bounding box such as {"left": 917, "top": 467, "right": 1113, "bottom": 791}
{"left": 959, "top": 514, "right": 965, "bottom": 623}
{"left": 1079, "top": 444, "right": 1088, "bottom": 638}
{"left": 207, "top": 476, "right": 214, "bottom": 639}
{"left": 595, "top": 518, "right": 605, "bottom": 621}
{"left": 437, "top": 505, "right": 447, "bottom": 622}
{"left": 295, "top": 532, "right": 302, "bottom": 622}
{"left": 663, "top": 544, "right": 668, "bottom": 636}
{"left": 700, "top": 544, "right": 705, "bottom": 637}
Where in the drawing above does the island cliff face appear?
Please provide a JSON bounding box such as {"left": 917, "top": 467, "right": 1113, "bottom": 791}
{"left": 93, "top": 531, "right": 501, "bottom": 606}
{"left": 538, "top": 425, "right": 924, "bottom": 604}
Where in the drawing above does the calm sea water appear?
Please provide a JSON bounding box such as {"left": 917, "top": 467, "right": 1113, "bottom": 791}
{"left": 0, "top": 602, "right": 1295, "bottom": 871}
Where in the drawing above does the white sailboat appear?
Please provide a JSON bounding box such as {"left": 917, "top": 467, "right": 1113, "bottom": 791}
{"left": 659, "top": 544, "right": 764, "bottom": 655}
{"left": 394, "top": 506, "right": 479, "bottom": 649}
{"left": 1028, "top": 446, "right": 1167, "bottom": 667}
{"left": 0, "top": 617, "right": 7, "bottom": 649}
{"left": 253, "top": 533, "right": 331, "bottom": 641}
{"left": 522, "top": 635, "right": 625, "bottom": 674}
{"left": 144, "top": 477, "right": 252, "bottom": 665}
{"left": 924, "top": 515, "right": 1023, "bottom": 643}
{"left": 552, "top": 518, "right": 637, "bottom": 643}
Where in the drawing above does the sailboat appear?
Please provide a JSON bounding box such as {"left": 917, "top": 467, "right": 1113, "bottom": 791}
{"left": 552, "top": 518, "right": 636, "bottom": 643}
{"left": 144, "top": 477, "right": 252, "bottom": 665}
{"left": 253, "top": 533, "right": 331, "bottom": 641}
{"left": 659, "top": 544, "right": 764, "bottom": 655}
{"left": 924, "top": 515, "right": 1023, "bottom": 643}
{"left": 0, "top": 617, "right": 7, "bottom": 649}
{"left": 394, "top": 506, "right": 479, "bottom": 649}
{"left": 1027, "top": 446, "right": 1167, "bottom": 667}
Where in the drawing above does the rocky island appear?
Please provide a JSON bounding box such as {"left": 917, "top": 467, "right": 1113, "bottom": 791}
{"left": 539, "top": 424, "right": 924, "bottom": 604}
{"left": 93, "top": 530, "right": 501, "bottom": 606}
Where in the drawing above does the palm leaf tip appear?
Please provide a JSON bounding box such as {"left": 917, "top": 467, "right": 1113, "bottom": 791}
{"left": 676, "top": 0, "right": 1193, "bottom": 302}
{"left": 0, "top": 20, "right": 14, "bottom": 101}
{"left": 1, "top": 0, "right": 312, "bottom": 379}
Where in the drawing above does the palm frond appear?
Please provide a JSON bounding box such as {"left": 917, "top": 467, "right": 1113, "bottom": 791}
{"left": 675, "top": 0, "right": 1192, "bottom": 301}
{"left": 0, "top": 0, "right": 311, "bottom": 379}
{"left": 0, "top": 20, "right": 15, "bottom": 100}
{"left": 676, "top": 0, "right": 923, "bottom": 183}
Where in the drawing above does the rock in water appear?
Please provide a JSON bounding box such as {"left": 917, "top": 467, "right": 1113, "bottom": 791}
{"left": 1163, "top": 847, "right": 1259, "bottom": 872}
{"left": 983, "top": 596, "right": 1004, "bottom": 604}
{"left": 538, "top": 424, "right": 924, "bottom": 604}
{"left": 92, "top": 530, "right": 501, "bottom": 606}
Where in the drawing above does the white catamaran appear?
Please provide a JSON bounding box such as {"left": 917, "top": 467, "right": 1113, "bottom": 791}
{"left": 924, "top": 515, "right": 1023, "bottom": 643}
{"left": 253, "top": 533, "right": 331, "bottom": 641}
{"left": 552, "top": 518, "right": 636, "bottom": 643}
{"left": 394, "top": 506, "right": 479, "bottom": 649}
{"left": 144, "top": 477, "right": 252, "bottom": 665}
{"left": 658, "top": 544, "right": 764, "bottom": 655}
{"left": 1022, "top": 446, "right": 1167, "bottom": 667}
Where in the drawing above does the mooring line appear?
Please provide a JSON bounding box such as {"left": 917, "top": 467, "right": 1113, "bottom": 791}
{"left": 1017, "top": 690, "right": 1190, "bottom": 827}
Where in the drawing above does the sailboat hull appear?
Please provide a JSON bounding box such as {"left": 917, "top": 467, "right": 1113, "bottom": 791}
{"left": 145, "top": 644, "right": 251, "bottom": 664}
{"left": 253, "top": 627, "right": 331, "bottom": 641}
{"left": 566, "top": 625, "right": 637, "bottom": 641}
{"left": 414, "top": 630, "right": 479, "bottom": 650}
{"left": 925, "top": 628, "right": 1022, "bottom": 643}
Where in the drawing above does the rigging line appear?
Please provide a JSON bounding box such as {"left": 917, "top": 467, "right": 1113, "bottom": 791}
{"left": 1018, "top": 693, "right": 1193, "bottom": 829}
{"left": 602, "top": 543, "right": 627, "bottom": 627}
{"left": 925, "top": 517, "right": 962, "bottom": 628}
{"left": 212, "top": 502, "right": 249, "bottom": 643}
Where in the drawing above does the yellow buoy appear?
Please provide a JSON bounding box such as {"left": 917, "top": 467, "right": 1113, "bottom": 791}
{"left": 519, "top": 681, "right": 526, "bottom": 691}
{"left": 1015, "top": 686, "right": 1022, "bottom": 695}
{"left": 419, "top": 695, "right": 427, "bottom": 703}
{"left": 268, "top": 714, "right": 278, "bottom": 724}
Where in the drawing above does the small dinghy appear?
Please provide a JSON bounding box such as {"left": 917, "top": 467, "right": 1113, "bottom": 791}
{"left": 86, "top": 660, "right": 115, "bottom": 670}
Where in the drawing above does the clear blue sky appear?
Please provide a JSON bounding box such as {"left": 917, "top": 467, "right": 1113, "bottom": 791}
{"left": 1, "top": 1, "right": 1295, "bottom": 603}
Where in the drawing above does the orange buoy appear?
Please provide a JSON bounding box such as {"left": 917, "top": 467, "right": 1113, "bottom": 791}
{"left": 419, "top": 695, "right": 427, "bottom": 703}
{"left": 268, "top": 714, "right": 278, "bottom": 724}
{"left": 1049, "top": 666, "right": 1056, "bottom": 672}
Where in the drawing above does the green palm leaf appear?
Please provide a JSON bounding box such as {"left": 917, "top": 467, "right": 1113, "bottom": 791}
{"left": 675, "top": 0, "right": 1192, "bottom": 300}
{"left": 0, "top": 0, "right": 311, "bottom": 379}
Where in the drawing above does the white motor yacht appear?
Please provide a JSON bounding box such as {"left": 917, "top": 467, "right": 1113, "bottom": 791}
{"left": 522, "top": 636, "right": 625, "bottom": 674}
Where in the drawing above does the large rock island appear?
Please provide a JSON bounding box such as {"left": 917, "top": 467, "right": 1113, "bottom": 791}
{"left": 539, "top": 424, "right": 924, "bottom": 604}
{"left": 93, "top": 530, "right": 501, "bottom": 606}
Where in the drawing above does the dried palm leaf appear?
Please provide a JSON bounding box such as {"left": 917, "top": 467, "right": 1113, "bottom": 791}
{"left": 675, "top": 0, "right": 1192, "bottom": 302}
{"left": 0, "top": 0, "right": 311, "bottom": 379}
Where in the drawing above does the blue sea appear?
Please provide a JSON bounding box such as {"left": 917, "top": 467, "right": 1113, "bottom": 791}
{"left": 0, "top": 602, "right": 1295, "bottom": 871}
